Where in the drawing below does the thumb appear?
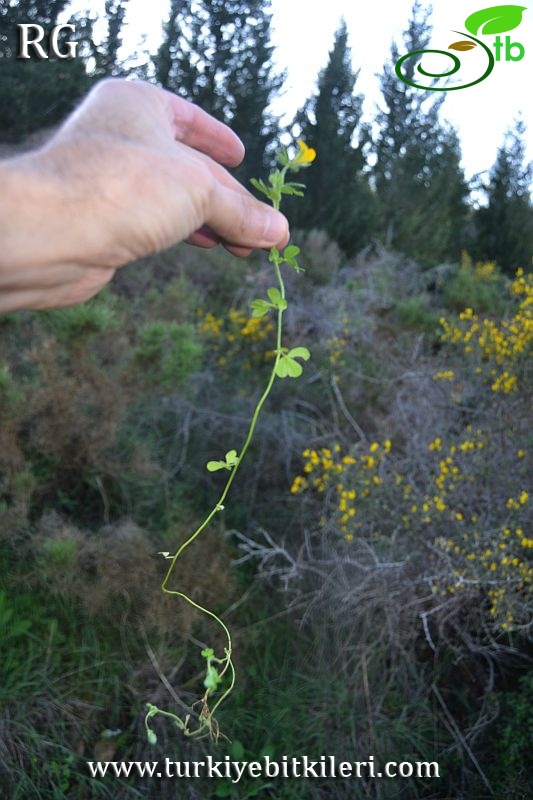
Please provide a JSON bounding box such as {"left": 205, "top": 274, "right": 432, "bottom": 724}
{"left": 206, "top": 183, "right": 289, "bottom": 249}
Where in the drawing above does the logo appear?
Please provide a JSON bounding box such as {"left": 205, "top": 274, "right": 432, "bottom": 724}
{"left": 17, "top": 23, "right": 78, "bottom": 60}
{"left": 395, "top": 4, "right": 527, "bottom": 91}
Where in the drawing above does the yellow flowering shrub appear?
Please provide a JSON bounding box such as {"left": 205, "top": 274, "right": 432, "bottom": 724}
{"left": 291, "top": 439, "right": 392, "bottom": 538}
{"left": 291, "top": 424, "right": 531, "bottom": 632}
{"left": 197, "top": 306, "right": 275, "bottom": 370}
{"left": 439, "top": 268, "right": 532, "bottom": 394}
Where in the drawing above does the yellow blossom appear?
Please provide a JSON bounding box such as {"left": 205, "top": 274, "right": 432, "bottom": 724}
{"left": 292, "top": 140, "right": 316, "bottom": 165}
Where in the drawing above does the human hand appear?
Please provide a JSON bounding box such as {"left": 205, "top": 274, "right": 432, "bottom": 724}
{"left": 0, "top": 79, "right": 290, "bottom": 312}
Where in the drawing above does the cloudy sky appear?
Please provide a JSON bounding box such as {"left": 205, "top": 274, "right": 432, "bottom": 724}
{"left": 61, "top": 0, "right": 532, "bottom": 182}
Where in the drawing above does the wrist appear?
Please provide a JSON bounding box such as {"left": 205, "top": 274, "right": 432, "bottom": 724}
{"left": 0, "top": 151, "right": 69, "bottom": 273}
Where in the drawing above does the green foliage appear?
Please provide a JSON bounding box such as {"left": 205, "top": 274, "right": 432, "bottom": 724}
{"left": 41, "top": 536, "right": 78, "bottom": 568}
{"left": 134, "top": 320, "right": 203, "bottom": 388}
{"left": 88, "top": 0, "right": 130, "bottom": 78}
{"left": 473, "top": 119, "right": 533, "bottom": 275}
{"left": 154, "top": 0, "right": 283, "bottom": 182}
{"left": 274, "top": 346, "right": 311, "bottom": 378}
{"left": 394, "top": 294, "right": 440, "bottom": 333}
{"left": 375, "top": 3, "right": 469, "bottom": 266}
{"left": 290, "top": 21, "right": 377, "bottom": 256}
{"left": 143, "top": 143, "right": 314, "bottom": 742}
{"left": 488, "top": 673, "right": 533, "bottom": 795}
{"left": 0, "top": 362, "right": 22, "bottom": 404}
{"left": 443, "top": 258, "right": 506, "bottom": 314}
{"left": 207, "top": 449, "right": 240, "bottom": 472}
{"left": 0, "top": 1, "right": 91, "bottom": 141}
{"left": 42, "top": 290, "right": 120, "bottom": 339}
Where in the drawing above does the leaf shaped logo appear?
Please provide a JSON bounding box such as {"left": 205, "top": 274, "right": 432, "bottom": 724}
{"left": 465, "top": 5, "right": 527, "bottom": 35}
{"left": 449, "top": 40, "right": 478, "bottom": 50}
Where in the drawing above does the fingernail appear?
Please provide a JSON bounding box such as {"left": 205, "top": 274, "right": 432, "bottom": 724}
{"left": 263, "top": 211, "right": 288, "bottom": 244}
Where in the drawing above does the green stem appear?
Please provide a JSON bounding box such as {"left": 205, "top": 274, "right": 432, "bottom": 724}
{"left": 154, "top": 165, "right": 290, "bottom": 737}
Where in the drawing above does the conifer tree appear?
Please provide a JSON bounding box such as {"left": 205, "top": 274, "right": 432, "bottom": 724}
{"left": 89, "top": 0, "right": 130, "bottom": 78}
{"left": 153, "top": 0, "right": 283, "bottom": 181}
{"left": 290, "top": 20, "right": 376, "bottom": 256}
{"left": 474, "top": 120, "right": 533, "bottom": 275}
{"left": 374, "top": 1, "right": 468, "bottom": 265}
{"left": 0, "top": 0, "right": 90, "bottom": 141}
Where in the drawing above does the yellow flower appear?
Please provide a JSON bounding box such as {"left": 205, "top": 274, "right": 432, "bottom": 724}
{"left": 292, "top": 140, "right": 316, "bottom": 165}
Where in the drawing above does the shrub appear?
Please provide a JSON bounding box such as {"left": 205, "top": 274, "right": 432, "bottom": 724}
{"left": 133, "top": 320, "right": 203, "bottom": 389}
{"left": 443, "top": 253, "right": 506, "bottom": 314}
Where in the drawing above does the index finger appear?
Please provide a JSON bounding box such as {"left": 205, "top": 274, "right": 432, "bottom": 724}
{"left": 164, "top": 90, "right": 245, "bottom": 167}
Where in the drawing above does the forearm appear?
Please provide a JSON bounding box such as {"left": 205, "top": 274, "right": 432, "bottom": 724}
{"left": 0, "top": 146, "right": 116, "bottom": 313}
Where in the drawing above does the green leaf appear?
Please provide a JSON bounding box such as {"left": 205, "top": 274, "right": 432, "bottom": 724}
{"left": 201, "top": 648, "right": 215, "bottom": 659}
{"left": 207, "top": 460, "right": 226, "bottom": 472}
{"left": 283, "top": 245, "right": 301, "bottom": 260}
{"left": 268, "top": 170, "right": 284, "bottom": 192}
{"left": 280, "top": 184, "right": 305, "bottom": 197}
{"left": 282, "top": 245, "right": 304, "bottom": 273}
{"left": 288, "top": 346, "right": 310, "bottom": 360}
{"left": 267, "top": 287, "right": 282, "bottom": 304}
{"left": 465, "top": 5, "right": 526, "bottom": 35}
{"left": 146, "top": 729, "right": 157, "bottom": 746}
{"left": 286, "top": 359, "right": 303, "bottom": 378}
{"left": 249, "top": 177, "right": 272, "bottom": 199}
{"left": 204, "top": 665, "right": 222, "bottom": 691}
{"left": 230, "top": 739, "right": 245, "bottom": 760}
{"left": 225, "top": 450, "right": 239, "bottom": 466}
{"left": 277, "top": 147, "right": 290, "bottom": 167}
{"left": 250, "top": 299, "right": 271, "bottom": 317}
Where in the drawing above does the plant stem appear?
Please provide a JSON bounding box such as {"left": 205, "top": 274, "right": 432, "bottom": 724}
{"left": 156, "top": 164, "right": 290, "bottom": 736}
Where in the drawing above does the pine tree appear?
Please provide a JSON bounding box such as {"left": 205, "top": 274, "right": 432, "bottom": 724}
{"left": 474, "top": 120, "right": 533, "bottom": 275}
{"left": 290, "top": 20, "right": 376, "bottom": 256}
{"left": 374, "top": 1, "right": 469, "bottom": 265}
{"left": 89, "top": 0, "right": 130, "bottom": 78}
{"left": 0, "top": 0, "right": 90, "bottom": 141}
{"left": 153, "top": 0, "right": 283, "bottom": 181}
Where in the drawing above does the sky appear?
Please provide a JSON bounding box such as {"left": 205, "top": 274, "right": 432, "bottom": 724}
{"left": 61, "top": 0, "right": 533, "bottom": 183}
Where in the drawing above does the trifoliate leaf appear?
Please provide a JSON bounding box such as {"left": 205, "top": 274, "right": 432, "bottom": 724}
{"left": 283, "top": 245, "right": 301, "bottom": 260}
{"left": 283, "top": 245, "right": 304, "bottom": 272}
{"left": 267, "top": 287, "right": 282, "bottom": 305}
{"left": 250, "top": 299, "right": 271, "bottom": 318}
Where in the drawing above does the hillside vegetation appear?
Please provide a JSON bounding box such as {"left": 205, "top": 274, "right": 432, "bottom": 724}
{"left": 1, "top": 239, "right": 531, "bottom": 799}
